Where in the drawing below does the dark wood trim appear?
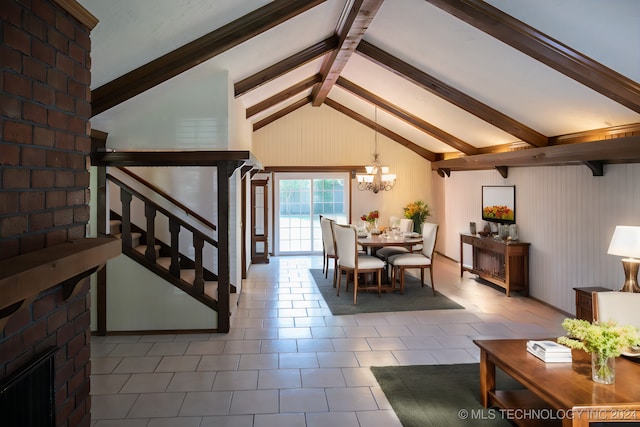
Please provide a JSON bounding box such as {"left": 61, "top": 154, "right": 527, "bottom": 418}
{"left": 52, "top": 0, "right": 98, "bottom": 29}
{"left": 265, "top": 165, "right": 364, "bottom": 173}
{"left": 235, "top": 37, "right": 337, "bottom": 97}
{"left": 253, "top": 97, "right": 312, "bottom": 131}
{"left": 584, "top": 161, "right": 604, "bottom": 177}
{"left": 495, "top": 166, "right": 508, "bottom": 178}
{"left": 216, "top": 163, "right": 232, "bottom": 333}
{"left": 425, "top": 0, "right": 640, "bottom": 114}
{"left": 116, "top": 167, "right": 216, "bottom": 231}
{"left": 91, "top": 150, "right": 262, "bottom": 169}
{"left": 548, "top": 123, "right": 640, "bottom": 145}
{"left": 336, "top": 77, "right": 479, "bottom": 155}
{"left": 356, "top": 40, "right": 548, "bottom": 147}
{"left": 91, "top": 0, "right": 327, "bottom": 116}
{"left": 246, "top": 75, "right": 321, "bottom": 118}
{"left": 0, "top": 238, "right": 120, "bottom": 324}
{"left": 324, "top": 98, "right": 437, "bottom": 162}
{"left": 311, "top": 0, "right": 384, "bottom": 106}
{"left": 458, "top": 122, "right": 640, "bottom": 157}
{"left": 432, "top": 135, "right": 640, "bottom": 172}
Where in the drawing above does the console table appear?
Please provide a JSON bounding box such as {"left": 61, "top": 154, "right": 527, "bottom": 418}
{"left": 460, "top": 233, "right": 530, "bottom": 296}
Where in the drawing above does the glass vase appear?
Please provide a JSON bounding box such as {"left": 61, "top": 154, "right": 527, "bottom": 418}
{"left": 366, "top": 220, "right": 377, "bottom": 234}
{"left": 591, "top": 352, "right": 615, "bottom": 384}
{"left": 413, "top": 218, "right": 422, "bottom": 234}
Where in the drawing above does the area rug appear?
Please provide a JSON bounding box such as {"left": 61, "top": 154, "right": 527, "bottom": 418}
{"left": 310, "top": 269, "right": 464, "bottom": 315}
{"left": 371, "top": 364, "right": 524, "bottom": 427}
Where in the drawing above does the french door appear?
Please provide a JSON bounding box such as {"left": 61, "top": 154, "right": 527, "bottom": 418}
{"left": 274, "top": 172, "right": 349, "bottom": 255}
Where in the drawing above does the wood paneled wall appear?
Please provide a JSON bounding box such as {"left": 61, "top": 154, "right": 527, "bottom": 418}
{"left": 434, "top": 163, "right": 640, "bottom": 313}
{"left": 252, "top": 104, "right": 434, "bottom": 225}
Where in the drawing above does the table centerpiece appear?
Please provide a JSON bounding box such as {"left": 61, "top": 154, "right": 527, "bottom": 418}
{"left": 557, "top": 318, "right": 640, "bottom": 384}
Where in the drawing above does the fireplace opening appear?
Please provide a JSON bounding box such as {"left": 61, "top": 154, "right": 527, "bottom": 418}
{"left": 0, "top": 347, "right": 57, "bottom": 427}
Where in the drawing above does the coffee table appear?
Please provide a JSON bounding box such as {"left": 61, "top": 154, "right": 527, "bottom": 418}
{"left": 474, "top": 339, "right": 640, "bottom": 427}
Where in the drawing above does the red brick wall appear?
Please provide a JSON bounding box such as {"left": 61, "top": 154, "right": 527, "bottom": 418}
{"left": 1, "top": 0, "right": 91, "bottom": 260}
{"left": 1, "top": 1, "right": 94, "bottom": 426}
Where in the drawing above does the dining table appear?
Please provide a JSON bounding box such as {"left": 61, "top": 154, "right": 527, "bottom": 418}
{"left": 357, "top": 233, "right": 423, "bottom": 256}
{"left": 356, "top": 233, "right": 423, "bottom": 290}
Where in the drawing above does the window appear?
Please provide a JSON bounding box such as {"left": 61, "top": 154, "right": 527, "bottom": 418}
{"left": 274, "top": 172, "right": 349, "bottom": 254}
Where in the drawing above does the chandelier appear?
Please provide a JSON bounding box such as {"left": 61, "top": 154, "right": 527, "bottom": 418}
{"left": 356, "top": 108, "right": 396, "bottom": 193}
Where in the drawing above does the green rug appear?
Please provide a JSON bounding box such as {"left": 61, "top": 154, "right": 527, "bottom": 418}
{"left": 372, "top": 364, "right": 523, "bottom": 427}
{"left": 310, "top": 269, "right": 464, "bottom": 315}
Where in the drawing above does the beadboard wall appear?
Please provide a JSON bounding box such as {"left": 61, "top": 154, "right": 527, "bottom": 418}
{"left": 434, "top": 164, "right": 640, "bottom": 314}
{"left": 252, "top": 104, "right": 435, "bottom": 224}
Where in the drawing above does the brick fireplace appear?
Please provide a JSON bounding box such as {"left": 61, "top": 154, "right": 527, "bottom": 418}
{"left": 0, "top": 1, "right": 104, "bottom": 426}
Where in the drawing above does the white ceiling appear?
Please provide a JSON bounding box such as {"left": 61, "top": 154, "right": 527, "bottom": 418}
{"left": 80, "top": 0, "right": 640, "bottom": 157}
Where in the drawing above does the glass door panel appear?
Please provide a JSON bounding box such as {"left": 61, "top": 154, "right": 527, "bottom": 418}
{"left": 275, "top": 173, "right": 348, "bottom": 255}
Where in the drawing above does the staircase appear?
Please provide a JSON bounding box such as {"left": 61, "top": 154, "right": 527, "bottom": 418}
{"left": 107, "top": 215, "right": 234, "bottom": 306}
{"left": 97, "top": 168, "right": 236, "bottom": 334}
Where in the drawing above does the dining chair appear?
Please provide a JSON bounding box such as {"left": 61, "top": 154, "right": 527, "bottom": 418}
{"left": 389, "top": 216, "right": 401, "bottom": 228}
{"left": 375, "top": 218, "right": 415, "bottom": 261}
{"left": 319, "top": 215, "right": 338, "bottom": 287}
{"left": 388, "top": 222, "right": 439, "bottom": 295}
{"left": 332, "top": 222, "right": 386, "bottom": 304}
{"left": 399, "top": 218, "right": 413, "bottom": 233}
{"left": 592, "top": 291, "right": 640, "bottom": 329}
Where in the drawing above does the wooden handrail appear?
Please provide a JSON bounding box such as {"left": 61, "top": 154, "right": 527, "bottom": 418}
{"left": 107, "top": 174, "right": 217, "bottom": 247}
{"left": 115, "top": 167, "right": 216, "bottom": 231}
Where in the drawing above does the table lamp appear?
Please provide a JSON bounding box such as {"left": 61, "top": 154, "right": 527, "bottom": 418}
{"left": 607, "top": 225, "right": 640, "bottom": 292}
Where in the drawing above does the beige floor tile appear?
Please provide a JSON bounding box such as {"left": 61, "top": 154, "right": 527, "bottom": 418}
{"left": 90, "top": 255, "right": 567, "bottom": 426}
{"left": 166, "top": 371, "right": 216, "bottom": 392}
{"left": 127, "top": 392, "right": 186, "bottom": 418}
{"left": 120, "top": 372, "right": 173, "bottom": 393}
{"left": 229, "top": 389, "right": 279, "bottom": 414}
{"left": 279, "top": 388, "right": 328, "bottom": 413}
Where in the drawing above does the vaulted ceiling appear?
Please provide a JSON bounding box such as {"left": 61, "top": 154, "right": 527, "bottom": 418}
{"left": 82, "top": 0, "right": 640, "bottom": 175}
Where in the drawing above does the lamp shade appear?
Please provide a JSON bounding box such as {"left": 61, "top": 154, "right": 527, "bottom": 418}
{"left": 607, "top": 226, "right": 640, "bottom": 258}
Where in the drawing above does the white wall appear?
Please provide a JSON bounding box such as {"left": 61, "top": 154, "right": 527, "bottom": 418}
{"left": 97, "top": 68, "right": 232, "bottom": 150}
{"left": 434, "top": 164, "right": 640, "bottom": 314}
{"left": 97, "top": 70, "right": 245, "bottom": 332}
{"left": 106, "top": 255, "right": 217, "bottom": 331}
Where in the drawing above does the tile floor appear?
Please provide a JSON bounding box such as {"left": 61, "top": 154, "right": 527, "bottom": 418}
{"left": 90, "top": 254, "right": 567, "bottom": 426}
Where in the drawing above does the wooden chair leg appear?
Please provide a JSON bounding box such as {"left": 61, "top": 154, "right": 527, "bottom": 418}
{"left": 377, "top": 270, "right": 382, "bottom": 298}
{"left": 323, "top": 253, "right": 327, "bottom": 277}
{"left": 353, "top": 270, "right": 359, "bottom": 304}
{"left": 399, "top": 267, "right": 405, "bottom": 294}
{"left": 336, "top": 268, "right": 342, "bottom": 296}
{"left": 429, "top": 267, "right": 435, "bottom": 295}
{"left": 332, "top": 260, "right": 337, "bottom": 288}
{"left": 420, "top": 268, "right": 425, "bottom": 288}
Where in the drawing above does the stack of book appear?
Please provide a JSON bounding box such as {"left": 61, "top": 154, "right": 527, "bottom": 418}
{"left": 526, "top": 340, "right": 572, "bottom": 363}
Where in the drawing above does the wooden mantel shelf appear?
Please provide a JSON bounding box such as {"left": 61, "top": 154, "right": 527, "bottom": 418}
{"left": 0, "top": 237, "right": 121, "bottom": 328}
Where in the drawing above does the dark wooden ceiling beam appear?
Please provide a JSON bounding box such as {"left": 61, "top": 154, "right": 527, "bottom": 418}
{"left": 431, "top": 135, "right": 640, "bottom": 172}
{"left": 311, "top": 0, "right": 385, "bottom": 106}
{"left": 253, "top": 97, "right": 312, "bottom": 131}
{"left": 337, "top": 77, "right": 479, "bottom": 155}
{"left": 356, "top": 40, "right": 548, "bottom": 147}
{"left": 91, "top": 0, "right": 327, "bottom": 116}
{"left": 324, "top": 98, "right": 437, "bottom": 162}
{"left": 548, "top": 122, "right": 640, "bottom": 145}
{"left": 246, "top": 75, "right": 321, "bottom": 118}
{"left": 235, "top": 37, "right": 337, "bottom": 97}
{"left": 425, "top": 0, "right": 640, "bottom": 114}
